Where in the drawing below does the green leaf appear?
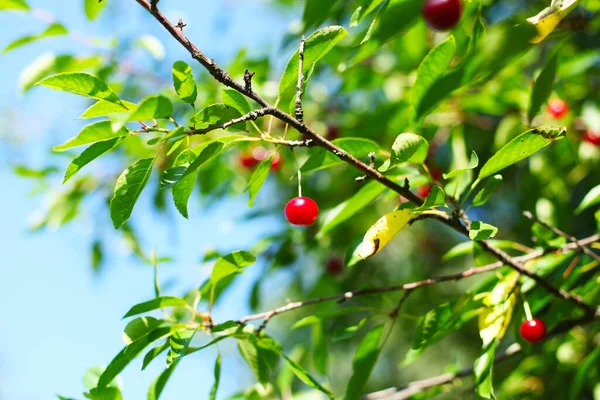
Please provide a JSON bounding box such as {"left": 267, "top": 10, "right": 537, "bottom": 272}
{"left": 191, "top": 104, "right": 246, "bottom": 132}
{"left": 128, "top": 95, "right": 173, "bottom": 121}
{"left": 281, "top": 353, "right": 334, "bottom": 400}
{"left": 312, "top": 321, "right": 328, "bottom": 375}
{"left": 472, "top": 175, "right": 503, "bottom": 207}
{"left": 317, "top": 180, "right": 386, "bottom": 238}
{"left": 405, "top": 294, "right": 481, "bottom": 365}
{"left": 412, "top": 36, "right": 456, "bottom": 119}
{"left": 142, "top": 343, "right": 169, "bottom": 370}
{"left": 222, "top": 88, "right": 251, "bottom": 115}
{"left": 478, "top": 126, "right": 566, "bottom": 180}
{"left": 414, "top": 185, "right": 446, "bottom": 211}
{"left": 279, "top": 26, "right": 347, "bottom": 95}
{"left": 527, "top": 52, "right": 558, "bottom": 124}
{"left": 360, "top": 0, "right": 421, "bottom": 45}
{"left": 84, "top": 366, "right": 119, "bottom": 391}
{"left": 474, "top": 340, "right": 497, "bottom": 399}
{"left": 389, "top": 133, "right": 428, "bottom": 167}
{"left": 469, "top": 221, "right": 498, "bottom": 241}
{"left": 123, "top": 316, "right": 161, "bottom": 344}
{"left": 63, "top": 137, "right": 125, "bottom": 183}
{"left": 575, "top": 184, "right": 600, "bottom": 214}
{"left": 443, "top": 151, "right": 479, "bottom": 179}
{"left": 0, "top": 0, "right": 29, "bottom": 10}
{"left": 95, "top": 326, "right": 184, "bottom": 390}
{"left": 54, "top": 121, "right": 128, "bottom": 152}
{"left": 36, "top": 72, "right": 124, "bottom": 106}
{"left": 110, "top": 157, "right": 156, "bottom": 228}
{"left": 80, "top": 100, "right": 137, "bottom": 119}
{"left": 442, "top": 239, "right": 524, "bottom": 262}
{"left": 302, "top": 0, "right": 337, "bottom": 30}
{"left": 183, "top": 141, "right": 225, "bottom": 179}
{"left": 166, "top": 329, "right": 198, "bottom": 367}
{"left": 246, "top": 153, "right": 273, "bottom": 207}
{"left": 570, "top": 345, "right": 600, "bottom": 399}
{"left": 172, "top": 61, "right": 197, "bottom": 104}
{"left": 344, "top": 324, "right": 385, "bottom": 400}
{"left": 84, "top": 0, "right": 106, "bottom": 20}
{"left": 13, "top": 165, "right": 58, "bottom": 178}
{"left": 3, "top": 23, "right": 67, "bottom": 53}
{"left": 171, "top": 149, "right": 198, "bottom": 218}
{"left": 123, "top": 296, "right": 188, "bottom": 318}
{"left": 209, "top": 355, "right": 221, "bottom": 400}
{"left": 349, "top": 0, "right": 385, "bottom": 27}
{"left": 148, "top": 361, "right": 179, "bottom": 400}
{"left": 301, "top": 138, "right": 379, "bottom": 175}
{"left": 237, "top": 337, "right": 282, "bottom": 384}
{"left": 210, "top": 251, "right": 256, "bottom": 287}
{"left": 135, "top": 35, "right": 165, "bottom": 60}
{"left": 85, "top": 387, "right": 122, "bottom": 400}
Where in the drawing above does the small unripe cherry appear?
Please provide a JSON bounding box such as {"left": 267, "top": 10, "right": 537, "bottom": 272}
{"left": 520, "top": 318, "right": 547, "bottom": 343}
{"left": 547, "top": 99, "right": 569, "bottom": 119}
{"left": 583, "top": 130, "right": 600, "bottom": 146}
{"left": 285, "top": 197, "right": 319, "bottom": 226}
{"left": 326, "top": 257, "right": 344, "bottom": 275}
{"left": 422, "top": 0, "right": 462, "bottom": 31}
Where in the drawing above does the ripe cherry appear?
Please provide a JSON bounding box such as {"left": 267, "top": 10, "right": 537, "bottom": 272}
{"left": 285, "top": 197, "right": 319, "bottom": 226}
{"left": 239, "top": 147, "right": 282, "bottom": 170}
{"left": 326, "top": 257, "right": 344, "bottom": 275}
{"left": 547, "top": 99, "right": 569, "bottom": 119}
{"left": 422, "top": 0, "right": 462, "bottom": 31}
{"left": 270, "top": 152, "right": 283, "bottom": 171}
{"left": 417, "top": 184, "right": 432, "bottom": 198}
{"left": 520, "top": 319, "right": 547, "bottom": 343}
{"left": 239, "top": 153, "right": 259, "bottom": 169}
{"left": 583, "top": 130, "right": 600, "bottom": 146}
{"left": 327, "top": 125, "right": 340, "bottom": 140}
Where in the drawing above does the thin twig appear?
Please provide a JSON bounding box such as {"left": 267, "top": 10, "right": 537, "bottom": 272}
{"left": 187, "top": 107, "right": 276, "bottom": 135}
{"left": 523, "top": 211, "right": 600, "bottom": 262}
{"left": 295, "top": 35, "right": 306, "bottom": 123}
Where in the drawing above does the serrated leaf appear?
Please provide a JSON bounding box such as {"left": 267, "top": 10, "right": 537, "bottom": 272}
{"left": 54, "top": 121, "right": 128, "bottom": 152}
{"left": 63, "top": 137, "right": 125, "bottom": 183}
{"left": 413, "top": 36, "right": 456, "bottom": 119}
{"left": 80, "top": 100, "right": 137, "bottom": 119}
{"left": 279, "top": 26, "right": 347, "bottom": 95}
{"left": 123, "top": 296, "right": 188, "bottom": 318}
{"left": 246, "top": 153, "right": 273, "bottom": 207}
{"left": 3, "top": 23, "right": 67, "bottom": 53}
{"left": 281, "top": 353, "right": 334, "bottom": 399}
{"left": 84, "top": 0, "right": 106, "bottom": 20}
{"left": 148, "top": 361, "right": 178, "bottom": 400}
{"left": 469, "top": 221, "right": 498, "bottom": 241}
{"left": 172, "top": 61, "right": 197, "bottom": 104}
{"left": 349, "top": 209, "right": 413, "bottom": 266}
{"left": 388, "top": 133, "right": 428, "bottom": 168}
{"left": 36, "top": 72, "right": 123, "bottom": 106}
{"left": 472, "top": 175, "right": 503, "bottom": 207}
{"left": 128, "top": 95, "right": 173, "bottom": 121}
{"left": 222, "top": 88, "right": 251, "bottom": 115}
{"left": 170, "top": 149, "right": 198, "bottom": 218}
{"left": 0, "top": 0, "right": 29, "bottom": 10}
{"left": 344, "top": 324, "right": 385, "bottom": 400}
{"left": 182, "top": 141, "right": 225, "bottom": 179}
{"left": 317, "top": 180, "right": 386, "bottom": 238}
{"left": 20, "top": 53, "right": 102, "bottom": 93}
{"left": 527, "top": 52, "right": 558, "bottom": 123}
{"left": 301, "top": 138, "right": 380, "bottom": 175}
{"left": 443, "top": 151, "right": 479, "bottom": 179}
{"left": 575, "top": 184, "right": 600, "bottom": 214}
{"left": 478, "top": 126, "right": 566, "bottom": 180}
{"left": 110, "top": 157, "right": 156, "bottom": 228}
{"left": 191, "top": 104, "right": 246, "bottom": 132}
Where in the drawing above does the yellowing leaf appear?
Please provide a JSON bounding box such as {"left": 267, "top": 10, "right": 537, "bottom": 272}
{"left": 351, "top": 209, "right": 413, "bottom": 263}
{"left": 478, "top": 273, "right": 518, "bottom": 346}
{"left": 527, "top": 0, "right": 579, "bottom": 43}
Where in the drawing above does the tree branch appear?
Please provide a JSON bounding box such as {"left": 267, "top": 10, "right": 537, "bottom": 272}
{"left": 295, "top": 35, "right": 306, "bottom": 123}
{"left": 187, "top": 107, "right": 276, "bottom": 135}
{"left": 134, "top": 0, "right": 598, "bottom": 316}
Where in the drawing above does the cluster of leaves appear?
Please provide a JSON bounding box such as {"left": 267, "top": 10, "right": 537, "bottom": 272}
{"left": 3, "top": 0, "right": 600, "bottom": 399}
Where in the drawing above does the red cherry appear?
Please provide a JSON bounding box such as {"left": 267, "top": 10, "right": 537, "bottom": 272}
{"left": 429, "top": 167, "right": 443, "bottom": 182}
{"left": 270, "top": 152, "right": 282, "bottom": 171}
{"left": 326, "top": 257, "right": 344, "bottom": 275}
{"left": 520, "top": 319, "right": 547, "bottom": 343}
{"left": 326, "top": 125, "right": 340, "bottom": 140}
{"left": 422, "top": 0, "right": 462, "bottom": 31}
{"left": 239, "top": 153, "right": 259, "bottom": 169}
{"left": 417, "top": 184, "right": 432, "bottom": 198}
{"left": 285, "top": 197, "right": 319, "bottom": 226}
{"left": 547, "top": 99, "right": 569, "bottom": 119}
{"left": 583, "top": 130, "right": 600, "bottom": 146}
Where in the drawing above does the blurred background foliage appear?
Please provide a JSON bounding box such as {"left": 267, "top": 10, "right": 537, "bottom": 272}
{"left": 1, "top": 0, "right": 600, "bottom": 399}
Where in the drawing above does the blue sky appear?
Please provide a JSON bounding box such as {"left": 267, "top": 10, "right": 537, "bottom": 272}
{"left": 0, "top": 1, "right": 294, "bottom": 399}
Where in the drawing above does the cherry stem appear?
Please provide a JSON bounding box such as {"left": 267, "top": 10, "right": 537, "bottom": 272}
{"left": 297, "top": 169, "right": 302, "bottom": 197}
{"left": 522, "top": 296, "right": 534, "bottom": 321}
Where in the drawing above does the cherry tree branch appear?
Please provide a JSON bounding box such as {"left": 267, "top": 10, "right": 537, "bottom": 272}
{"left": 133, "top": 0, "right": 598, "bottom": 316}
{"left": 295, "top": 35, "right": 306, "bottom": 123}
{"left": 236, "top": 234, "right": 600, "bottom": 326}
